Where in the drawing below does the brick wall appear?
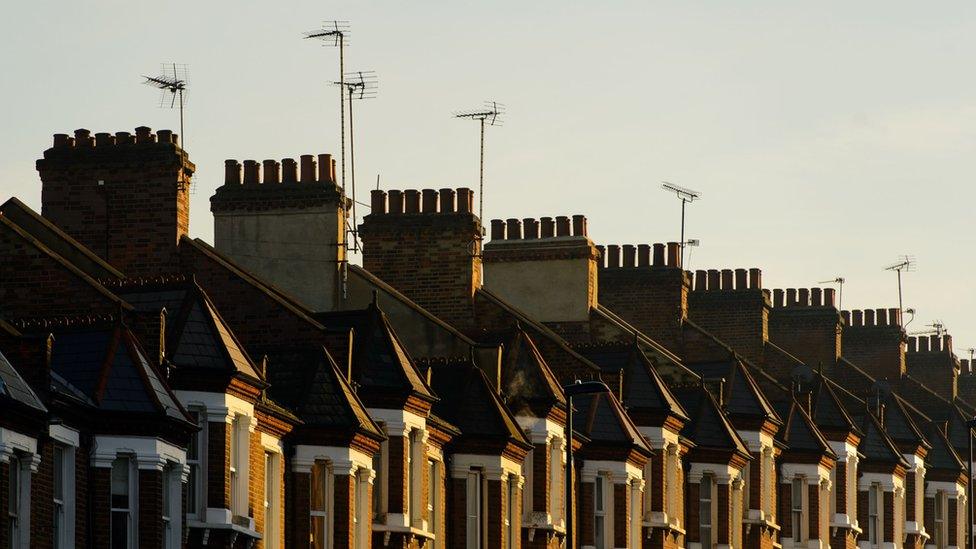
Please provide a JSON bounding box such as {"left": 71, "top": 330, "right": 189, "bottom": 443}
{"left": 91, "top": 466, "right": 111, "bottom": 548}
{"left": 333, "top": 474, "right": 355, "bottom": 549}
{"left": 948, "top": 497, "right": 958, "bottom": 547}
{"left": 37, "top": 128, "right": 193, "bottom": 277}
{"left": 767, "top": 288, "right": 842, "bottom": 369}
{"left": 614, "top": 483, "right": 628, "bottom": 548}
{"left": 288, "top": 471, "right": 311, "bottom": 549}
{"left": 841, "top": 309, "right": 905, "bottom": 381}
{"left": 717, "top": 483, "right": 730, "bottom": 545}
{"left": 359, "top": 189, "right": 482, "bottom": 334}
{"left": 687, "top": 270, "right": 768, "bottom": 366}
{"left": 883, "top": 491, "right": 894, "bottom": 542}
{"left": 138, "top": 469, "right": 163, "bottom": 548}
{"left": 906, "top": 335, "right": 958, "bottom": 401}
{"left": 597, "top": 261, "right": 688, "bottom": 351}
{"left": 780, "top": 482, "right": 793, "bottom": 540}
{"left": 686, "top": 482, "right": 700, "bottom": 543}
{"left": 208, "top": 421, "right": 231, "bottom": 510}
{"left": 249, "top": 435, "right": 265, "bottom": 548}
{"left": 448, "top": 476, "right": 468, "bottom": 548}
{"left": 835, "top": 464, "right": 847, "bottom": 515}
{"left": 808, "top": 484, "right": 820, "bottom": 542}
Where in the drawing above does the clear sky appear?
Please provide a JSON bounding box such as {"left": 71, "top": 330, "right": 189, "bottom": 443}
{"left": 3, "top": 2, "right": 975, "bottom": 352}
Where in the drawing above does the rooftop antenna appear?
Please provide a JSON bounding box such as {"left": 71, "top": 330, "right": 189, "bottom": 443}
{"left": 661, "top": 182, "right": 702, "bottom": 268}
{"left": 333, "top": 70, "right": 377, "bottom": 253}
{"left": 818, "top": 277, "right": 846, "bottom": 309}
{"left": 454, "top": 100, "right": 505, "bottom": 224}
{"left": 142, "top": 63, "right": 188, "bottom": 149}
{"left": 684, "top": 239, "right": 700, "bottom": 271}
{"left": 884, "top": 255, "right": 915, "bottom": 316}
{"left": 304, "top": 21, "right": 351, "bottom": 198}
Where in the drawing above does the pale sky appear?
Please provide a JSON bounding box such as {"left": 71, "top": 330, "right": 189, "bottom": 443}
{"left": 3, "top": 2, "right": 976, "bottom": 351}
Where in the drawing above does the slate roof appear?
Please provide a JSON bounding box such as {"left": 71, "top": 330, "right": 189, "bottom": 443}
{"left": 780, "top": 401, "right": 835, "bottom": 457}
{"left": 429, "top": 361, "right": 529, "bottom": 448}
{"left": 809, "top": 375, "right": 862, "bottom": 436}
{"left": 263, "top": 344, "right": 382, "bottom": 438}
{"left": 858, "top": 411, "right": 908, "bottom": 467}
{"left": 924, "top": 422, "right": 965, "bottom": 473}
{"left": 571, "top": 390, "right": 652, "bottom": 455}
{"left": 674, "top": 386, "right": 750, "bottom": 458}
{"left": 491, "top": 326, "right": 565, "bottom": 417}
{"left": 0, "top": 350, "right": 46, "bottom": 413}
{"left": 575, "top": 340, "right": 687, "bottom": 421}
{"left": 316, "top": 302, "right": 435, "bottom": 404}
{"left": 685, "top": 358, "right": 781, "bottom": 425}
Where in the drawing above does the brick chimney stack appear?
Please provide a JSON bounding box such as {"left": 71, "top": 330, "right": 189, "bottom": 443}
{"left": 768, "top": 287, "right": 842, "bottom": 369}
{"left": 358, "top": 188, "right": 482, "bottom": 333}
{"left": 210, "top": 153, "right": 347, "bottom": 312}
{"left": 686, "top": 267, "right": 768, "bottom": 365}
{"left": 597, "top": 241, "right": 688, "bottom": 349}
{"left": 840, "top": 308, "right": 906, "bottom": 381}
{"left": 37, "top": 127, "right": 195, "bottom": 276}
{"left": 905, "top": 333, "right": 959, "bottom": 401}
{"left": 481, "top": 214, "right": 599, "bottom": 323}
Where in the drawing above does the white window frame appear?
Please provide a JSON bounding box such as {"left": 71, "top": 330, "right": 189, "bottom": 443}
{"left": 792, "top": 477, "right": 806, "bottom": 543}
{"left": 162, "top": 462, "right": 182, "bottom": 549}
{"left": 185, "top": 408, "right": 206, "bottom": 520}
{"left": 665, "top": 444, "right": 679, "bottom": 523}
{"left": 466, "top": 469, "right": 483, "bottom": 549}
{"left": 630, "top": 478, "right": 642, "bottom": 549}
{"left": 372, "top": 424, "right": 387, "bottom": 522}
{"left": 264, "top": 451, "right": 280, "bottom": 549}
{"left": 110, "top": 455, "right": 138, "bottom": 549}
{"left": 505, "top": 474, "right": 517, "bottom": 549}
{"left": 700, "top": 474, "right": 715, "bottom": 549}
{"left": 428, "top": 459, "right": 440, "bottom": 549}
{"left": 7, "top": 453, "right": 31, "bottom": 549}
{"left": 229, "top": 413, "right": 250, "bottom": 518}
{"left": 594, "top": 473, "right": 612, "bottom": 549}
{"left": 868, "top": 483, "right": 882, "bottom": 548}
{"left": 52, "top": 442, "right": 76, "bottom": 549}
{"left": 934, "top": 490, "right": 946, "bottom": 549}
{"left": 310, "top": 460, "right": 333, "bottom": 549}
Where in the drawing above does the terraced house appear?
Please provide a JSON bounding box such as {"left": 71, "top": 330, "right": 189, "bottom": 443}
{"left": 2, "top": 125, "right": 976, "bottom": 549}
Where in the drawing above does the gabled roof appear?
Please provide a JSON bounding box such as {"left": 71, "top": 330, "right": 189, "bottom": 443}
{"left": 685, "top": 358, "right": 781, "bottom": 426}
{"left": 780, "top": 401, "right": 835, "bottom": 457}
{"left": 858, "top": 411, "right": 909, "bottom": 467}
{"left": 492, "top": 326, "right": 565, "bottom": 417}
{"left": 810, "top": 375, "right": 862, "bottom": 437}
{"left": 263, "top": 344, "right": 382, "bottom": 439}
{"left": 316, "top": 302, "right": 435, "bottom": 404}
{"left": 0, "top": 350, "right": 46, "bottom": 413}
{"left": 0, "top": 197, "right": 124, "bottom": 280}
{"left": 429, "top": 360, "right": 530, "bottom": 448}
{"left": 674, "top": 386, "right": 750, "bottom": 458}
{"left": 114, "top": 279, "right": 262, "bottom": 382}
{"left": 575, "top": 340, "right": 687, "bottom": 422}
{"left": 924, "top": 422, "right": 965, "bottom": 473}
{"left": 877, "top": 392, "right": 930, "bottom": 451}
{"left": 572, "top": 390, "right": 652, "bottom": 455}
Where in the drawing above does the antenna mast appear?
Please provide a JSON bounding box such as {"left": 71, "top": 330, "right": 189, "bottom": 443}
{"left": 334, "top": 70, "right": 377, "bottom": 253}
{"left": 304, "top": 21, "right": 350, "bottom": 198}
{"left": 884, "top": 255, "right": 916, "bottom": 315}
{"left": 818, "top": 277, "right": 846, "bottom": 309}
{"left": 142, "top": 63, "right": 188, "bottom": 148}
{"left": 660, "top": 182, "right": 702, "bottom": 267}
{"left": 454, "top": 101, "right": 504, "bottom": 224}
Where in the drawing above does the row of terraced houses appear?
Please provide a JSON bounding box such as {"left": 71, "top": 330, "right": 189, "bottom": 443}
{"left": 0, "top": 126, "right": 974, "bottom": 549}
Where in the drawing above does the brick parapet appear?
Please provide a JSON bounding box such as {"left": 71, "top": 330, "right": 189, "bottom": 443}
{"left": 210, "top": 154, "right": 344, "bottom": 213}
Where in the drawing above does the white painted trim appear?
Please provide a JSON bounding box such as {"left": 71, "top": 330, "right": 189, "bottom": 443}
{"left": 738, "top": 429, "right": 775, "bottom": 454}
{"left": 449, "top": 453, "right": 523, "bottom": 480}
{"left": 516, "top": 415, "right": 563, "bottom": 445}
{"left": 174, "top": 390, "right": 254, "bottom": 424}
{"left": 260, "top": 432, "right": 282, "bottom": 453}
{"left": 91, "top": 435, "right": 187, "bottom": 470}
{"left": 292, "top": 444, "right": 373, "bottom": 476}
{"left": 781, "top": 463, "right": 830, "bottom": 484}
{"left": 49, "top": 424, "right": 80, "bottom": 447}
{"left": 687, "top": 462, "right": 739, "bottom": 484}
{"left": 0, "top": 427, "right": 38, "bottom": 465}
{"left": 367, "top": 407, "right": 426, "bottom": 436}
{"left": 926, "top": 480, "right": 966, "bottom": 499}
{"left": 858, "top": 472, "right": 902, "bottom": 492}
{"left": 638, "top": 425, "right": 680, "bottom": 451}
{"left": 580, "top": 459, "right": 643, "bottom": 484}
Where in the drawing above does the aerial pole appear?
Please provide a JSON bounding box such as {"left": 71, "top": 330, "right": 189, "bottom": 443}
{"left": 334, "top": 70, "right": 377, "bottom": 253}
{"left": 142, "top": 63, "right": 188, "bottom": 149}
{"left": 661, "top": 182, "right": 702, "bottom": 267}
{"left": 454, "top": 101, "right": 504, "bottom": 224}
{"left": 304, "top": 21, "right": 350, "bottom": 196}
{"left": 884, "top": 255, "right": 915, "bottom": 316}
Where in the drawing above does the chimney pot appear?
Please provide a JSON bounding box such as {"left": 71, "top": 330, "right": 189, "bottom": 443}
{"left": 523, "top": 218, "right": 539, "bottom": 239}
{"left": 852, "top": 310, "right": 863, "bottom": 326}
{"left": 95, "top": 132, "right": 114, "bottom": 147}
{"left": 74, "top": 128, "right": 93, "bottom": 146}
{"left": 157, "top": 129, "right": 173, "bottom": 144}
{"left": 864, "top": 309, "right": 876, "bottom": 326}
{"left": 596, "top": 245, "right": 606, "bottom": 268}
{"left": 695, "top": 270, "right": 708, "bottom": 291}
{"left": 888, "top": 308, "right": 901, "bottom": 326}
{"left": 134, "top": 126, "right": 154, "bottom": 143}
{"left": 637, "top": 244, "right": 651, "bottom": 267}
{"left": 506, "top": 218, "right": 522, "bottom": 240}
{"left": 842, "top": 310, "right": 851, "bottom": 325}
{"left": 388, "top": 190, "right": 404, "bottom": 214}
{"left": 666, "top": 242, "right": 681, "bottom": 268}
{"left": 243, "top": 160, "right": 260, "bottom": 185}
{"left": 734, "top": 268, "right": 747, "bottom": 290}
{"left": 653, "top": 243, "right": 666, "bottom": 267}
{"left": 114, "top": 131, "right": 133, "bottom": 145}
{"left": 555, "top": 216, "right": 571, "bottom": 236}
{"left": 930, "top": 334, "right": 941, "bottom": 352}
{"left": 811, "top": 287, "right": 823, "bottom": 306}
{"left": 404, "top": 190, "right": 421, "bottom": 213}
{"left": 317, "top": 154, "right": 332, "bottom": 182}
{"left": 263, "top": 160, "right": 280, "bottom": 184}
{"left": 748, "top": 268, "right": 762, "bottom": 289}
{"left": 907, "top": 336, "right": 917, "bottom": 353}
{"left": 300, "top": 155, "right": 316, "bottom": 183}
{"left": 281, "top": 158, "right": 298, "bottom": 183}
{"left": 708, "top": 269, "right": 721, "bottom": 290}
{"left": 572, "top": 215, "right": 587, "bottom": 237}
{"left": 490, "top": 220, "right": 506, "bottom": 240}
{"left": 439, "top": 189, "right": 456, "bottom": 212}
{"left": 422, "top": 189, "right": 439, "bottom": 213}
{"left": 920, "top": 337, "right": 931, "bottom": 352}
{"left": 786, "top": 288, "right": 798, "bottom": 306}
{"left": 224, "top": 160, "right": 242, "bottom": 185}
{"left": 875, "top": 308, "right": 888, "bottom": 326}
{"left": 53, "top": 133, "right": 70, "bottom": 148}
{"left": 720, "top": 269, "right": 734, "bottom": 290}
{"left": 370, "top": 190, "right": 387, "bottom": 214}
{"left": 457, "top": 188, "right": 474, "bottom": 213}
{"left": 622, "top": 245, "right": 636, "bottom": 267}
{"left": 540, "top": 217, "right": 555, "bottom": 238}
{"left": 798, "top": 288, "right": 810, "bottom": 306}
{"left": 607, "top": 245, "right": 621, "bottom": 268}
{"left": 824, "top": 288, "right": 836, "bottom": 307}
{"left": 331, "top": 158, "right": 337, "bottom": 182}
{"left": 773, "top": 289, "right": 784, "bottom": 307}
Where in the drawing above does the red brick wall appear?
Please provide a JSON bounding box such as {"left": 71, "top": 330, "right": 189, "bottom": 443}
{"left": 37, "top": 129, "right": 192, "bottom": 277}
{"left": 808, "top": 484, "right": 820, "bottom": 542}
{"left": 717, "top": 483, "right": 730, "bottom": 545}
{"left": 768, "top": 307, "right": 842, "bottom": 369}
{"left": 388, "top": 436, "right": 407, "bottom": 515}
{"left": 948, "top": 497, "right": 958, "bottom": 546}
{"left": 249, "top": 436, "right": 265, "bottom": 548}
{"left": 688, "top": 288, "right": 769, "bottom": 366}
{"left": 614, "top": 483, "right": 628, "bottom": 548}
{"left": 208, "top": 421, "right": 231, "bottom": 510}
{"left": 532, "top": 443, "right": 549, "bottom": 513}
{"left": 580, "top": 481, "right": 595, "bottom": 546}
{"left": 0, "top": 461, "right": 8, "bottom": 547}
{"left": 842, "top": 325, "right": 905, "bottom": 381}
{"left": 780, "top": 482, "right": 793, "bottom": 540}
{"left": 597, "top": 268, "right": 688, "bottom": 351}
{"left": 448, "top": 476, "right": 468, "bottom": 548}
{"left": 288, "top": 471, "right": 311, "bottom": 549}
{"left": 138, "top": 469, "right": 163, "bottom": 548}
{"left": 333, "top": 474, "right": 355, "bottom": 549}
{"left": 836, "top": 463, "right": 847, "bottom": 515}
{"left": 91, "top": 466, "right": 112, "bottom": 548}
{"left": 686, "top": 481, "right": 700, "bottom": 543}
{"left": 883, "top": 491, "right": 894, "bottom": 542}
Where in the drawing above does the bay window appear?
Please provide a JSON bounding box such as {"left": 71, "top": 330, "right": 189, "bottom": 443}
{"left": 186, "top": 409, "right": 205, "bottom": 519}
{"left": 595, "top": 473, "right": 610, "bottom": 549}
{"left": 7, "top": 454, "right": 30, "bottom": 549}
{"left": 466, "top": 469, "right": 483, "bottom": 549}
{"left": 934, "top": 490, "right": 946, "bottom": 549}
{"left": 791, "top": 477, "right": 805, "bottom": 543}
{"left": 700, "top": 474, "right": 714, "bottom": 549}
{"left": 310, "top": 460, "right": 332, "bottom": 549}
{"left": 868, "top": 483, "right": 881, "bottom": 547}
{"left": 111, "top": 456, "right": 136, "bottom": 549}
{"left": 229, "top": 414, "right": 250, "bottom": 517}
{"left": 264, "top": 452, "right": 280, "bottom": 549}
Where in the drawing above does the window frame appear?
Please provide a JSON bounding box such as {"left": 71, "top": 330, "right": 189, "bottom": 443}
{"left": 466, "top": 469, "right": 483, "bottom": 549}
{"left": 934, "top": 490, "right": 946, "bottom": 549}
{"left": 791, "top": 477, "right": 805, "bottom": 543}
{"left": 868, "top": 483, "right": 881, "bottom": 548}
{"left": 264, "top": 451, "right": 280, "bottom": 549}
{"left": 372, "top": 423, "right": 387, "bottom": 522}
{"left": 110, "top": 455, "right": 138, "bottom": 549}
{"left": 428, "top": 459, "right": 440, "bottom": 549}
{"left": 310, "top": 460, "right": 333, "bottom": 549}
{"left": 700, "top": 474, "right": 714, "bottom": 549}
{"left": 7, "top": 453, "right": 30, "bottom": 549}
{"left": 161, "top": 462, "right": 182, "bottom": 549}
{"left": 594, "top": 473, "right": 612, "bottom": 549}
{"left": 52, "top": 444, "right": 74, "bottom": 549}
{"left": 229, "top": 413, "right": 250, "bottom": 518}
{"left": 185, "top": 408, "right": 206, "bottom": 520}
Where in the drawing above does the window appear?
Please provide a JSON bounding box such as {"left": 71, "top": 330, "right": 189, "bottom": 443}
{"left": 466, "top": 470, "right": 483, "bottom": 549}
{"left": 551, "top": 440, "right": 564, "bottom": 526}
{"left": 700, "top": 475, "right": 714, "bottom": 549}
{"left": 665, "top": 445, "right": 678, "bottom": 520}
{"left": 230, "top": 414, "right": 249, "bottom": 517}
{"left": 506, "top": 475, "right": 517, "bottom": 549}
{"left": 353, "top": 469, "right": 364, "bottom": 549}
{"left": 792, "top": 478, "right": 804, "bottom": 542}
{"left": 595, "top": 474, "right": 611, "bottom": 549}
{"left": 162, "top": 464, "right": 180, "bottom": 549}
{"left": 53, "top": 445, "right": 67, "bottom": 549}
{"left": 868, "top": 483, "right": 881, "bottom": 547}
{"left": 828, "top": 466, "right": 837, "bottom": 519}
{"left": 186, "top": 410, "right": 205, "bottom": 518}
{"left": 742, "top": 460, "right": 750, "bottom": 510}
{"left": 372, "top": 427, "right": 386, "bottom": 521}
{"left": 264, "top": 452, "right": 280, "bottom": 549}
{"left": 630, "top": 479, "right": 642, "bottom": 549}
{"left": 934, "top": 491, "right": 946, "bottom": 549}
{"left": 111, "top": 456, "right": 136, "bottom": 549}
{"left": 405, "top": 432, "right": 412, "bottom": 519}
{"left": 429, "top": 460, "right": 440, "bottom": 549}
{"left": 7, "top": 454, "right": 28, "bottom": 549}
{"left": 310, "top": 460, "right": 332, "bottom": 549}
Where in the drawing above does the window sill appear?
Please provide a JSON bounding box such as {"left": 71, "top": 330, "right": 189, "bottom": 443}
{"left": 187, "top": 519, "right": 262, "bottom": 539}
{"left": 371, "top": 522, "right": 435, "bottom": 540}
{"left": 643, "top": 513, "right": 685, "bottom": 535}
